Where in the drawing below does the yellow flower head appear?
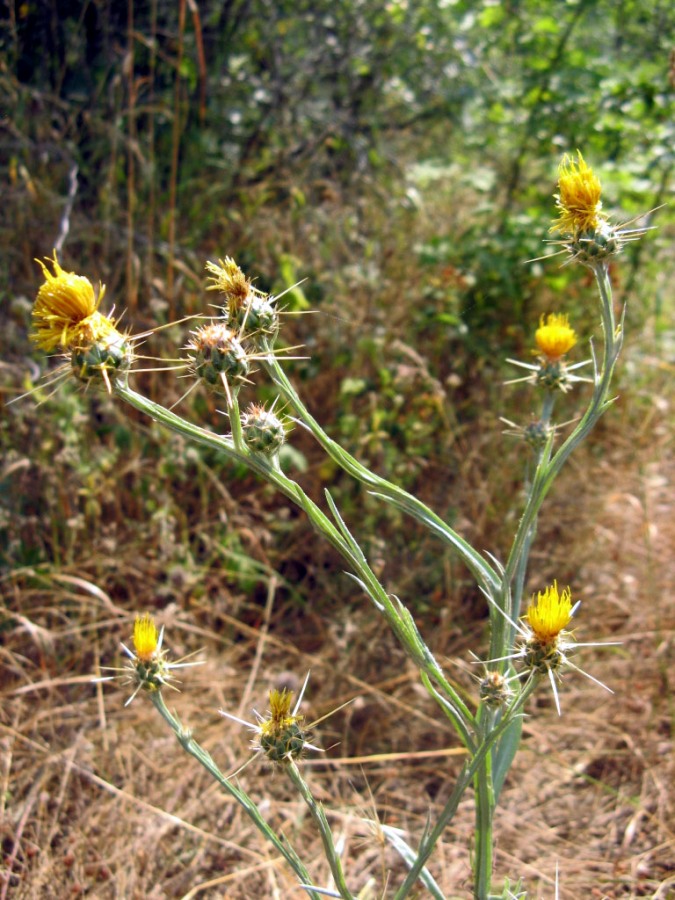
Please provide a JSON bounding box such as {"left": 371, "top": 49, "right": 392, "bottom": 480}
{"left": 133, "top": 614, "right": 160, "bottom": 662}
{"left": 206, "top": 257, "right": 252, "bottom": 310}
{"left": 526, "top": 581, "right": 573, "bottom": 644}
{"left": 257, "top": 688, "right": 307, "bottom": 762}
{"left": 551, "top": 151, "right": 606, "bottom": 236}
{"left": 535, "top": 313, "right": 577, "bottom": 360}
{"left": 32, "top": 252, "right": 116, "bottom": 352}
{"left": 262, "top": 688, "right": 299, "bottom": 733}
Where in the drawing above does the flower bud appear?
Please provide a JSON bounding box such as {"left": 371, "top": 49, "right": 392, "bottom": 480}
{"left": 241, "top": 404, "right": 287, "bottom": 454}
{"left": 259, "top": 688, "right": 307, "bottom": 763}
{"left": 479, "top": 670, "right": 514, "bottom": 709}
{"left": 523, "top": 419, "right": 551, "bottom": 450}
{"left": 71, "top": 329, "right": 133, "bottom": 383}
{"left": 231, "top": 293, "right": 279, "bottom": 340}
{"left": 187, "top": 322, "right": 249, "bottom": 389}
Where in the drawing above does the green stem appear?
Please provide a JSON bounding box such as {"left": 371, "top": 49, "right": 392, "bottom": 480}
{"left": 504, "top": 263, "right": 620, "bottom": 590}
{"left": 473, "top": 748, "right": 495, "bottom": 900}
{"left": 286, "top": 761, "right": 355, "bottom": 900}
{"left": 149, "top": 693, "right": 322, "bottom": 899}
{"left": 114, "top": 378, "right": 475, "bottom": 743}
{"left": 261, "top": 351, "right": 499, "bottom": 595}
{"left": 114, "top": 379, "right": 356, "bottom": 565}
{"left": 393, "top": 677, "right": 538, "bottom": 900}
{"left": 228, "top": 384, "right": 244, "bottom": 452}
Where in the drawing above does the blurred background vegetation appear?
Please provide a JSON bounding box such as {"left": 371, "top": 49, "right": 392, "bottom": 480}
{"left": 1, "top": 2, "right": 674, "bottom": 896}
{"left": 2, "top": 0, "right": 672, "bottom": 621}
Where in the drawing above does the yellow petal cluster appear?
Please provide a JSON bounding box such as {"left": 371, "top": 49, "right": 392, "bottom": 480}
{"left": 551, "top": 151, "right": 606, "bottom": 236}
{"left": 205, "top": 256, "right": 252, "bottom": 309}
{"left": 535, "top": 313, "right": 577, "bottom": 360}
{"left": 32, "top": 252, "right": 116, "bottom": 351}
{"left": 526, "top": 581, "right": 573, "bottom": 644}
{"left": 133, "top": 614, "right": 160, "bottom": 662}
{"left": 261, "top": 688, "right": 298, "bottom": 735}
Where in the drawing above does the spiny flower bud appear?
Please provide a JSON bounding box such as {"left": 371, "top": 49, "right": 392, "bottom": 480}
{"left": 258, "top": 688, "right": 307, "bottom": 763}
{"left": 523, "top": 419, "right": 552, "bottom": 450}
{"left": 479, "top": 670, "right": 514, "bottom": 709}
{"left": 230, "top": 292, "right": 279, "bottom": 340}
{"left": 71, "top": 329, "right": 133, "bottom": 384}
{"left": 565, "top": 220, "right": 623, "bottom": 264}
{"left": 186, "top": 322, "right": 249, "bottom": 390}
{"left": 241, "top": 404, "right": 287, "bottom": 455}
{"left": 535, "top": 360, "right": 569, "bottom": 391}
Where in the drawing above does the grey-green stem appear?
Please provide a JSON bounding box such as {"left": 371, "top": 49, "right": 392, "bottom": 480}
{"left": 149, "top": 692, "right": 322, "bottom": 898}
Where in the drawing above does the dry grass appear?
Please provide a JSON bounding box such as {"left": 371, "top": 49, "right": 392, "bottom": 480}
{"left": 2, "top": 330, "right": 673, "bottom": 900}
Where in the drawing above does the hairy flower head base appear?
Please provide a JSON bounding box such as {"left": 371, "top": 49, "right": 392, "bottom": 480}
{"left": 95, "top": 613, "right": 204, "bottom": 706}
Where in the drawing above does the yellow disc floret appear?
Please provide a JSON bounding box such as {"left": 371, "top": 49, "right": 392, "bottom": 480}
{"left": 206, "top": 257, "right": 252, "bottom": 310}
{"left": 133, "top": 614, "right": 160, "bottom": 662}
{"left": 535, "top": 313, "right": 577, "bottom": 360}
{"left": 551, "top": 151, "right": 606, "bottom": 236}
{"left": 526, "top": 581, "right": 573, "bottom": 645}
{"left": 32, "top": 252, "right": 111, "bottom": 351}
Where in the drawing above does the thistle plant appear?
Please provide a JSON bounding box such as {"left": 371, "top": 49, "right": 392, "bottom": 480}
{"left": 27, "top": 153, "right": 649, "bottom": 898}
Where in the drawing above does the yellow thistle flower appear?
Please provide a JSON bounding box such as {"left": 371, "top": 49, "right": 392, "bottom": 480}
{"left": 95, "top": 614, "right": 204, "bottom": 706}
{"left": 526, "top": 581, "right": 573, "bottom": 644}
{"left": 505, "top": 312, "right": 589, "bottom": 393}
{"left": 535, "top": 313, "right": 577, "bottom": 361}
{"left": 551, "top": 151, "right": 607, "bottom": 236}
{"left": 133, "top": 613, "right": 159, "bottom": 662}
{"left": 32, "top": 252, "right": 116, "bottom": 352}
{"left": 219, "top": 674, "right": 323, "bottom": 764}
{"left": 484, "top": 583, "right": 618, "bottom": 715}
